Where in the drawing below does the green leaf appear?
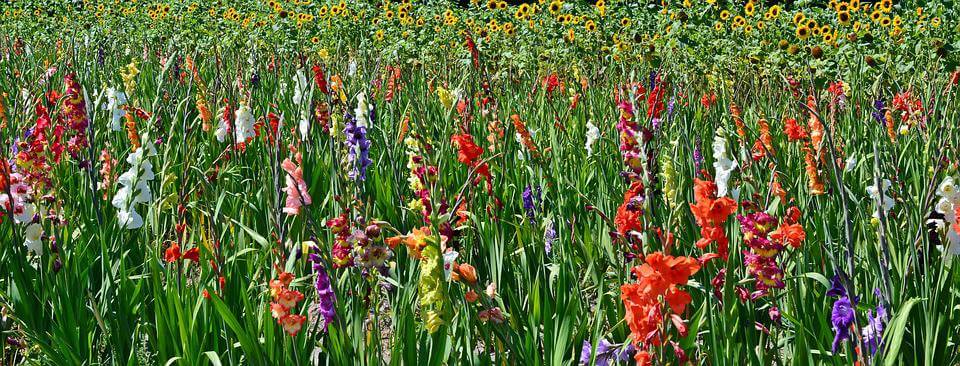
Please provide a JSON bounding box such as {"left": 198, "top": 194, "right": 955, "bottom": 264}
{"left": 883, "top": 297, "right": 922, "bottom": 366}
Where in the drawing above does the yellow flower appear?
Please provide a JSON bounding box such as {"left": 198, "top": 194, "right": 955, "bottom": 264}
{"left": 796, "top": 26, "right": 811, "bottom": 40}
{"left": 838, "top": 11, "right": 851, "bottom": 25}
{"left": 720, "top": 10, "right": 730, "bottom": 20}
{"left": 585, "top": 20, "right": 596, "bottom": 32}
{"left": 793, "top": 12, "right": 805, "bottom": 25}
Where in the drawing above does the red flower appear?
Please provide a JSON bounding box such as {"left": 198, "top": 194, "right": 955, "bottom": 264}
{"left": 783, "top": 117, "right": 807, "bottom": 141}
{"left": 164, "top": 243, "right": 181, "bottom": 263}
{"left": 182, "top": 247, "right": 200, "bottom": 262}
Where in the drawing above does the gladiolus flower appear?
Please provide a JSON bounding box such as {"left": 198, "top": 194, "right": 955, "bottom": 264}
{"left": 164, "top": 243, "right": 181, "bottom": 263}
{"left": 280, "top": 314, "right": 307, "bottom": 336}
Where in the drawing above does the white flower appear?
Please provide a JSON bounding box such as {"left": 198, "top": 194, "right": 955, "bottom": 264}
{"left": 898, "top": 124, "right": 909, "bottom": 135}
{"left": 14, "top": 202, "right": 35, "bottom": 224}
{"left": 866, "top": 179, "right": 895, "bottom": 218}
{"left": 712, "top": 129, "right": 738, "bottom": 197}
{"left": 937, "top": 176, "right": 958, "bottom": 203}
{"left": 347, "top": 60, "right": 357, "bottom": 77}
{"left": 24, "top": 223, "right": 43, "bottom": 255}
{"left": 935, "top": 198, "right": 956, "bottom": 222}
{"left": 105, "top": 87, "right": 127, "bottom": 131}
{"left": 213, "top": 118, "right": 228, "bottom": 142}
{"left": 234, "top": 103, "right": 256, "bottom": 142}
{"left": 585, "top": 120, "right": 600, "bottom": 156}
{"left": 354, "top": 91, "right": 371, "bottom": 128}
{"left": 113, "top": 135, "right": 156, "bottom": 230}
{"left": 117, "top": 209, "right": 144, "bottom": 229}
{"left": 844, "top": 154, "right": 857, "bottom": 173}
{"left": 292, "top": 68, "right": 310, "bottom": 106}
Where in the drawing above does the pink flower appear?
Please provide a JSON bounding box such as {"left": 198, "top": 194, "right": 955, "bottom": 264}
{"left": 281, "top": 154, "right": 312, "bottom": 215}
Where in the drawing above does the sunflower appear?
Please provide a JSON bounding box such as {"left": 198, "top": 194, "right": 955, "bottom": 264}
{"left": 566, "top": 28, "right": 575, "bottom": 42}
{"left": 880, "top": 0, "right": 892, "bottom": 12}
{"left": 892, "top": 16, "right": 901, "bottom": 27}
{"left": 769, "top": 5, "right": 781, "bottom": 18}
{"left": 838, "top": 11, "right": 851, "bottom": 25}
{"left": 620, "top": 17, "right": 631, "bottom": 27}
{"left": 733, "top": 15, "right": 745, "bottom": 27}
{"left": 497, "top": 1, "right": 507, "bottom": 10}
{"left": 879, "top": 16, "right": 891, "bottom": 27}
{"left": 585, "top": 20, "right": 596, "bottom": 32}
{"left": 756, "top": 21, "right": 765, "bottom": 30}
{"left": 384, "top": 10, "right": 394, "bottom": 20}
{"left": 870, "top": 10, "right": 882, "bottom": 22}
{"left": 548, "top": 1, "right": 561, "bottom": 14}
{"left": 375, "top": 29, "right": 385, "bottom": 41}
{"left": 744, "top": 1, "right": 755, "bottom": 17}
{"left": 931, "top": 17, "right": 941, "bottom": 27}
{"left": 487, "top": 0, "right": 497, "bottom": 11}
{"left": 793, "top": 12, "right": 805, "bottom": 25}
{"left": 720, "top": 10, "right": 730, "bottom": 21}
{"left": 796, "top": 26, "right": 811, "bottom": 40}
{"left": 820, "top": 25, "right": 831, "bottom": 34}
{"left": 310, "top": 36, "right": 319, "bottom": 44}
{"left": 714, "top": 21, "right": 724, "bottom": 31}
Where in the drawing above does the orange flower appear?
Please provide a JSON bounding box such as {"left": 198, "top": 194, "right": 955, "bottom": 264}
{"left": 689, "top": 179, "right": 737, "bottom": 259}
{"left": 455, "top": 263, "right": 478, "bottom": 284}
{"left": 615, "top": 181, "right": 646, "bottom": 236}
{"left": 270, "top": 302, "right": 289, "bottom": 319}
{"left": 277, "top": 289, "right": 304, "bottom": 309}
{"left": 465, "top": 290, "right": 479, "bottom": 302}
{"left": 689, "top": 179, "right": 737, "bottom": 227}
{"left": 402, "top": 227, "right": 432, "bottom": 259}
{"left": 770, "top": 223, "right": 806, "bottom": 248}
{"left": 269, "top": 279, "right": 285, "bottom": 299}
{"left": 280, "top": 314, "right": 306, "bottom": 336}
{"left": 621, "top": 252, "right": 700, "bottom": 347}
{"left": 783, "top": 117, "right": 807, "bottom": 141}
{"left": 803, "top": 146, "right": 826, "bottom": 195}
{"left": 634, "top": 351, "right": 652, "bottom": 366}
{"left": 278, "top": 271, "right": 295, "bottom": 286}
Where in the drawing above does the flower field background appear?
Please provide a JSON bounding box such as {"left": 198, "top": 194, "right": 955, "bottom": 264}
{"left": 1, "top": 0, "right": 960, "bottom": 365}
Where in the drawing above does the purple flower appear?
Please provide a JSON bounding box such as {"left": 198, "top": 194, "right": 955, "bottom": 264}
{"left": 343, "top": 113, "right": 372, "bottom": 181}
{"left": 872, "top": 99, "right": 886, "bottom": 125}
{"left": 310, "top": 254, "right": 336, "bottom": 330}
{"left": 863, "top": 288, "right": 888, "bottom": 355}
{"left": 831, "top": 296, "right": 856, "bottom": 352}
{"left": 579, "top": 339, "right": 635, "bottom": 366}
{"left": 544, "top": 219, "right": 556, "bottom": 255}
{"left": 522, "top": 186, "right": 536, "bottom": 223}
{"left": 692, "top": 138, "right": 703, "bottom": 173}
{"left": 826, "top": 274, "right": 846, "bottom": 298}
